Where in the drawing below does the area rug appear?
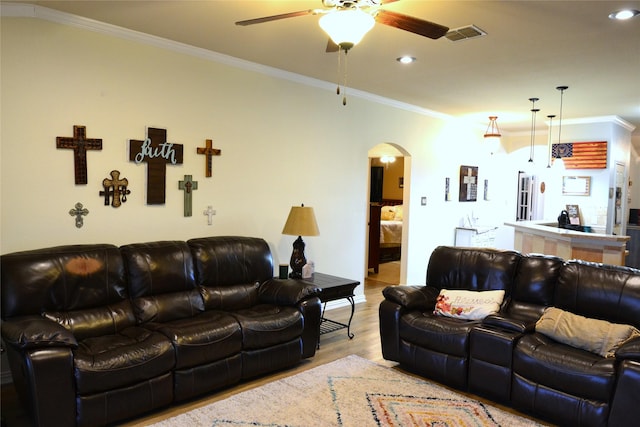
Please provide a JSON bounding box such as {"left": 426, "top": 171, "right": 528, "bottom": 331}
{"left": 150, "top": 355, "right": 546, "bottom": 427}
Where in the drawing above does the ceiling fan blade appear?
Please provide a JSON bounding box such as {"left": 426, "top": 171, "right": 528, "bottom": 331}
{"left": 326, "top": 38, "right": 339, "bottom": 53}
{"left": 235, "top": 10, "right": 314, "bottom": 26}
{"left": 375, "top": 9, "right": 449, "bottom": 39}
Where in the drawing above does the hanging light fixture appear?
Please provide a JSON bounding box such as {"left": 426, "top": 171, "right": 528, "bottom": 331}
{"left": 546, "top": 114, "right": 556, "bottom": 168}
{"left": 319, "top": 8, "right": 375, "bottom": 51}
{"left": 552, "top": 86, "right": 569, "bottom": 170}
{"left": 380, "top": 155, "right": 396, "bottom": 164}
{"left": 320, "top": 8, "right": 375, "bottom": 107}
{"left": 484, "top": 116, "right": 501, "bottom": 154}
{"left": 528, "top": 97, "right": 540, "bottom": 167}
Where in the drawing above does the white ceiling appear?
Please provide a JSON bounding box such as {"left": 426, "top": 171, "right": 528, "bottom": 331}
{"left": 5, "top": 1, "right": 640, "bottom": 142}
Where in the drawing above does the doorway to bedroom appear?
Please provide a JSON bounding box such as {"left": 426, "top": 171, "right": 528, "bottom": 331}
{"left": 367, "top": 143, "right": 409, "bottom": 286}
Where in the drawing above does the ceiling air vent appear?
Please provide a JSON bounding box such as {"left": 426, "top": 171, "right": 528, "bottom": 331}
{"left": 445, "top": 25, "right": 487, "bottom": 41}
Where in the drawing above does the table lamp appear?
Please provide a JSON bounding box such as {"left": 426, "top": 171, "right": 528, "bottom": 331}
{"left": 282, "top": 204, "right": 319, "bottom": 278}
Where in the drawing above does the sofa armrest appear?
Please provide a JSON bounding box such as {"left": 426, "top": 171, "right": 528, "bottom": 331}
{"left": 616, "top": 336, "right": 640, "bottom": 360}
{"left": 258, "top": 278, "right": 321, "bottom": 305}
{"left": 1, "top": 316, "right": 77, "bottom": 350}
{"left": 482, "top": 313, "right": 537, "bottom": 334}
{"left": 382, "top": 285, "right": 437, "bottom": 311}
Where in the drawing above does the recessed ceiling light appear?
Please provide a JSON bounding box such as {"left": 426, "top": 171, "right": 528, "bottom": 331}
{"left": 397, "top": 56, "right": 416, "bottom": 64}
{"left": 609, "top": 9, "right": 640, "bottom": 20}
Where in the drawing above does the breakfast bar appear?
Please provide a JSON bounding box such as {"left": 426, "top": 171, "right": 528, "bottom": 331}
{"left": 505, "top": 220, "right": 629, "bottom": 266}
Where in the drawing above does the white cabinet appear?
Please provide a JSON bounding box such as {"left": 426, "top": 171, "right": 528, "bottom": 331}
{"left": 455, "top": 227, "right": 497, "bottom": 248}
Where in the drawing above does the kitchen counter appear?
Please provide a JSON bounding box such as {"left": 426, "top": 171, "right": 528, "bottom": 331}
{"left": 505, "top": 220, "right": 629, "bottom": 266}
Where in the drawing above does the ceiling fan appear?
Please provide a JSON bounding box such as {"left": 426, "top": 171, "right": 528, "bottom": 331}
{"left": 236, "top": 0, "right": 449, "bottom": 52}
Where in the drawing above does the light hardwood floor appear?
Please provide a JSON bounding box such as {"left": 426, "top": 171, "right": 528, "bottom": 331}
{"left": 1, "top": 263, "right": 546, "bottom": 426}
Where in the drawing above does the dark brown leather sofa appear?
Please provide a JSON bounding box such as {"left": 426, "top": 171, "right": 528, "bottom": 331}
{"left": 1, "top": 236, "right": 322, "bottom": 427}
{"left": 379, "top": 245, "right": 640, "bottom": 427}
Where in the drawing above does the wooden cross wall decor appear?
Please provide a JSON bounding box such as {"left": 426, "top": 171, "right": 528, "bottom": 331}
{"left": 56, "top": 125, "right": 103, "bottom": 185}
{"left": 178, "top": 174, "right": 198, "bottom": 217}
{"left": 100, "top": 170, "right": 130, "bottom": 207}
{"left": 197, "top": 139, "right": 221, "bottom": 177}
{"left": 129, "top": 127, "right": 183, "bottom": 205}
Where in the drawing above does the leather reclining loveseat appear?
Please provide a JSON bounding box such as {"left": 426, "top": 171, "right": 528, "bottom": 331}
{"left": 1, "top": 236, "right": 322, "bottom": 427}
{"left": 379, "top": 245, "right": 640, "bottom": 426}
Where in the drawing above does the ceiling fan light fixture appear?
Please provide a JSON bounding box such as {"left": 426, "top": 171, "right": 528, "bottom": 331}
{"left": 319, "top": 9, "right": 375, "bottom": 49}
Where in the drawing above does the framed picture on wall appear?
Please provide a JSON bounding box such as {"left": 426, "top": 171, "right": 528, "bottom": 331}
{"left": 562, "top": 176, "right": 591, "bottom": 196}
{"left": 459, "top": 165, "right": 478, "bottom": 202}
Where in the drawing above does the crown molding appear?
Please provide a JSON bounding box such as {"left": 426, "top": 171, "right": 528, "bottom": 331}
{"left": 1, "top": 3, "right": 450, "bottom": 122}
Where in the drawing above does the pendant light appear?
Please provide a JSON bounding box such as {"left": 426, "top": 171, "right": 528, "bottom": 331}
{"left": 483, "top": 116, "right": 501, "bottom": 154}
{"left": 546, "top": 114, "right": 556, "bottom": 168}
{"left": 528, "top": 97, "right": 539, "bottom": 167}
{"left": 552, "top": 86, "right": 569, "bottom": 170}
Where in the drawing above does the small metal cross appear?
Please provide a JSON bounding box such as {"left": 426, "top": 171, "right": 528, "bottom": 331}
{"left": 69, "top": 202, "right": 89, "bottom": 228}
{"left": 203, "top": 205, "right": 216, "bottom": 225}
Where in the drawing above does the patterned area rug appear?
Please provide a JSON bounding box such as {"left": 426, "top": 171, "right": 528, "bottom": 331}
{"left": 150, "top": 355, "right": 546, "bottom": 427}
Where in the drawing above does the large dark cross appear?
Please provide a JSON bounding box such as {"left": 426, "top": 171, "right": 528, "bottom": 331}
{"left": 129, "top": 127, "right": 183, "bottom": 205}
{"left": 197, "top": 139, "right": 221, "bottom": 177}
{"left": 56, "top": 125, "right": 103, "bottom": 185}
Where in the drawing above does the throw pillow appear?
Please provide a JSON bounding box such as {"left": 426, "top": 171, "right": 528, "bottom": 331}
{"left": 381, "top": 206, "right": 395, "bottom": 221}
{"left": 433, "top": 289, "right": 505, "bottom": 320}
{"left": 393, "top": 205, "right": 404, "bottom": 221}
{"left": 535, "top": 307, "right": 640, "bottom": 358}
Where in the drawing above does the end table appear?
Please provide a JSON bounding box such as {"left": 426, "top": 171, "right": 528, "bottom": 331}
{"left": 298, "top": 272, "right": 359, "bottom": 340}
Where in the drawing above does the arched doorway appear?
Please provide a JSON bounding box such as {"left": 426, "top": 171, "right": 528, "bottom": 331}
{"left": 367, "top": 143, "right": 410, "bottom": 285}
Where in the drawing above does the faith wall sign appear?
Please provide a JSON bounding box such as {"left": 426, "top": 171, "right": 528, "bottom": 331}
{"left": 129, "top": 127, "right": 183, "bottom": 204}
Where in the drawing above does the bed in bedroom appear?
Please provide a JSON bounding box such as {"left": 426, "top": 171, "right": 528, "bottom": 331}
{"left": 368, "top": 200, "right": 403, "bottom": 274}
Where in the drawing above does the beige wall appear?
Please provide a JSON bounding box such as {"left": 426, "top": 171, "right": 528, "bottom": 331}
{"left": 1, "top": 15, "right": 492, "bottom": 288}
{"left": 0, "top": 12, "right": 561, "bottom": 289}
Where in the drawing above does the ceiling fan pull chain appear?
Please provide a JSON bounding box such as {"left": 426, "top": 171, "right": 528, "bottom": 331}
{"left": 343, "top": 50, "right": 348, "bottom": 106}
{"left": 336, "top": 46, "right": 342, "bottom": 95}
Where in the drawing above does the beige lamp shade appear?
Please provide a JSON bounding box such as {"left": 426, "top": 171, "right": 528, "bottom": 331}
{"left": 282, "top": 206, "right": 319, "bottom": 236}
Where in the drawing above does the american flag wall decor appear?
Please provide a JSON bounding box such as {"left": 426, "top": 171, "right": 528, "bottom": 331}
{"left": 551, "top": 141, "right": 607, "bottom": 169}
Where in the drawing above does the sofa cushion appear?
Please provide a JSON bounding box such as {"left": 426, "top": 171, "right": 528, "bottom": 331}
{"left": 535, "top": 307, "right": 640, "bottom": 358}
{"left": 555, "top": 260, "right": 640, "bottom": 330}
{"left": 434, "top": 289, "right": 505, "bottom": 320}
{"left": 514, "top": 333, "right": 617, "bottom": 402}
{"left": 149, "top": 310, "right": 242, "bottom": 369}
{"left": 426, "top": 246, "right": 521, "bottom": 294}
{"left": 188, "top": 236, "right": 274, "bottom": 287}
{"left": 43, "top": 300, "right": 136, "bottom": 341}
{"left": 400, "top": 311, "right": 479, "bottom": 357}
{"left": 1, "top": 244, "right": 126, "bottom": 317}
{"left": 74, "top": 326, "right": 175, "bottom": 395}
{"left": 133, "top": 288, "right": 205, "bottom": 324}
{"left": 121, "top": 241, "right": 197, "bottom": 297}
{"left": 200, "top": 282, "right": 260, "bottom": 310}
{"left": 232, "top": 304, "right": 303, "bottom": 350}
